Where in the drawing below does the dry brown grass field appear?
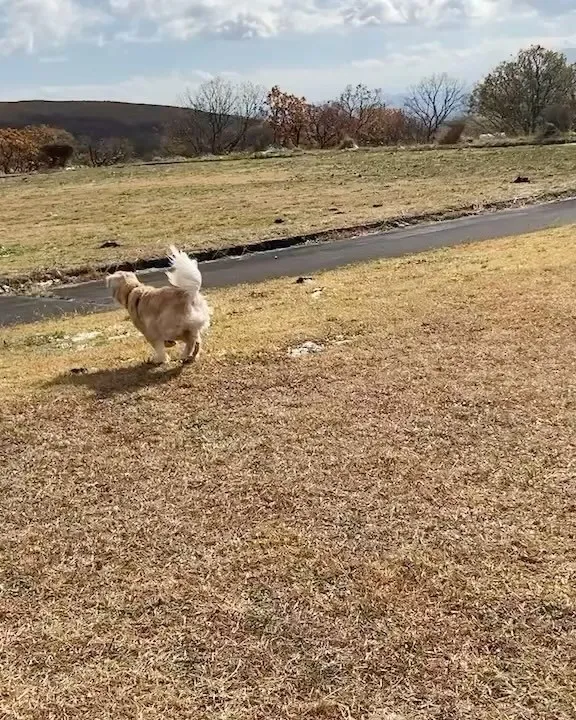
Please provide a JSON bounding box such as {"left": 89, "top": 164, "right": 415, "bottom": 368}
{"left": 1, "top": 227, "right": 575, "bottom": 719}
{"left": 3, "top": 144, "right": 576, "bottom": 279}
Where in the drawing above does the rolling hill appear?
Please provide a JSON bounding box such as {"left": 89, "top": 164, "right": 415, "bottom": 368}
{"left": 0, "top": 100, "right": 195, "bottom": 157}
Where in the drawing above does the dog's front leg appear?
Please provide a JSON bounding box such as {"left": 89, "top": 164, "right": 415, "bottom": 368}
{"left": 149, "top": 339, "right": 168, "bottom": 365}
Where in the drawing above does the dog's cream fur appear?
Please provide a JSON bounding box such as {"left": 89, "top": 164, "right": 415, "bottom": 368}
{"left": 106, "top": 247, "right": 210, "bottom": 364}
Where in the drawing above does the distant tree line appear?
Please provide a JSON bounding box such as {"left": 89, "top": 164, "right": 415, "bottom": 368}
{"left": 166, "top": 74, "right": 468, "bottom": 155}
{"left": 1, "top": 45, "right": 575, "bottom": 173}
{"left": 168, "top": 45, "right": 576, "bottom": 155}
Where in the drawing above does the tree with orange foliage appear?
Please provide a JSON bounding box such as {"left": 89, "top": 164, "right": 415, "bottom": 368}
{"left": 307, "top": 102, "right": 347, "bottom": 148}
{"left": 306, "top": 97, "right": 413, "bottom": 148}
{"left": 0, "top": 125, "right": 74, "bottom": 173}
{"left": 360, "top": 107, "right": 413, "bottom": 145}
{"left": 266, "top": 86, "right": 309, "bottom": 147}
{"left": 0, "top": 129, "right": 25, "bottom": 173}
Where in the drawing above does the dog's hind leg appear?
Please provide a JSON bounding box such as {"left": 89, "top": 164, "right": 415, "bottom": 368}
{"left": 189, "top": 338, "right": 201, "bottom": 363}
{"left": 181, "top": 330, "right": 200, "bottom": 364}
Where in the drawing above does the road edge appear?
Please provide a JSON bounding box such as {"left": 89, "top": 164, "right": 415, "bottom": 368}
{"left": 3, "top": 186, "right": 576, "bottom": 294}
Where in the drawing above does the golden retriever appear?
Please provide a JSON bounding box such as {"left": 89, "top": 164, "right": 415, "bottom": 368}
{"left": 106, "top": 247, "right": 210, "bottom": 364}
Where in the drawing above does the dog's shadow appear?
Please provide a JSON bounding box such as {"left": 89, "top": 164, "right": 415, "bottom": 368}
{"left": 48, "top": 362, "right": 186, "bottom": 397}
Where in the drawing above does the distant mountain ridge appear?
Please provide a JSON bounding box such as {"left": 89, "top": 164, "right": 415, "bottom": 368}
{"left": 0, "top": 96, "right": 410, "bottom": 158}
{"left": 0, "top": 100, "right": 194, "bottom": 157}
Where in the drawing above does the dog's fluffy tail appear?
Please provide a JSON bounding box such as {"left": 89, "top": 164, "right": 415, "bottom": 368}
{"left": 166, "top": 246, "right": 202, "bottom": 296}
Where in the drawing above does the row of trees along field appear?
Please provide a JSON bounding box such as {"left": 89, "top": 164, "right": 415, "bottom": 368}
{"left": 170, "top": 46, "right": 576, "bottom": 155}
{"left": 1, "top": 45, "right": 576, "bottom": 172}
{"left": 166, "top": 76, "right": 464, "bottom": 155}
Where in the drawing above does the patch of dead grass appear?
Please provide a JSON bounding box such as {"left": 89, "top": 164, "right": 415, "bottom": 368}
{"left": 1, "top": 228, "right": 575, "bottom": 719}
{"left": 2, "top": 144, "right": 576, "bottom": 278}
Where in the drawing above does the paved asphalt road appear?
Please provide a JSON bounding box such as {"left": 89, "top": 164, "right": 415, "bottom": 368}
{"left": 2, "top": 197, "right": 576, "bottom": 327}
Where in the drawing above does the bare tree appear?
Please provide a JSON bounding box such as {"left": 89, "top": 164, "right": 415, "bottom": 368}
{"left": 404, "top": 74, "right": 468, "bottom": 142}
{"left": 173, "top": 77, "right": 266, "bottom": 155}
{"left": 337, "top": 84, "right": 386, "bottom": 140}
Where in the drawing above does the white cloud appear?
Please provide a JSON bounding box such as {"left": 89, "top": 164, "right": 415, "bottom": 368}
{"left": 0, "top": 0, "right": 108, "bottom": 53}
{"left": 4, "top": 29, "right": 576, "bottom": 105}
{"left": 0, "top": 0, "right": 573, "bottom": 53}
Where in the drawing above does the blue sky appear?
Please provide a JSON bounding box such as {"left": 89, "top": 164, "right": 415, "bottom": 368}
{"left": 2, "top": 1, "right": 576, "bottom": 105}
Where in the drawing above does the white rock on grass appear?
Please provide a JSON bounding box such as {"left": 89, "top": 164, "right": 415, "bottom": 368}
{"left": 70, "top": 331, "right": 102, "bottom": 344}
{"left": 289, "top": 341, "right": 325, "bottom": 358}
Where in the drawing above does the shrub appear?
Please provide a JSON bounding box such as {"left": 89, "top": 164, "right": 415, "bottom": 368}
{"left": 437, "top": 120, "right": 467, "bottom": 145}
{"left": 537, "top": 122, "right": 560, "bottom": 141}
{"left": 39, "top": 143, "right": 74, "bottom": 168}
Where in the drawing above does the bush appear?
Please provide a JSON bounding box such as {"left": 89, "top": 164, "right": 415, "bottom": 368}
{"left": 39, "top": 143, "right": 74, "bottom": 168}
{"left": 437, "top": 121, "right": 467, "bottom": 145}
{"left": 77, "top": 137, "right": 135, "bottom": 167}
{"left": 541, "top": 104, "right": 574, "bottom": 132}
{"left": 537, "top": 122, "right": 560, "bottom": 140}
{"left": 245, "top": 122, "right": 274, "bottom": 151}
